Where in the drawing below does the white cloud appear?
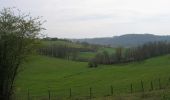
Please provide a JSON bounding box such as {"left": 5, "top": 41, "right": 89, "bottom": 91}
{"left": 1, "top": 0, "right": 170, "bottom": 38}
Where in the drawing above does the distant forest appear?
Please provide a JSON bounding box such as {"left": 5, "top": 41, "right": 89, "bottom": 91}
{"left": 89, "top": 41, "right": 170, "bottom": 67}
{"left": 38, "top": 37, "right": 170, "bottom": 68}
{"left": 75, "top": 34, "right": 170, "bottom": 47}
{"left": 38, "top": 37, "right": 100, "bottom": 61}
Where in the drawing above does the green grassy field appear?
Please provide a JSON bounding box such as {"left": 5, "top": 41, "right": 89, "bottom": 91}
{"left": 15, "top": 54, "right": 170, "bottom": 99}
{"left": 98, "top": 47, "right": 116, "bottom": 54}
{"left": 78, "top": 52, "right": 96, "bottom": 59}
{"left": 78, "top": 47, "right": 116, "bottom": 60}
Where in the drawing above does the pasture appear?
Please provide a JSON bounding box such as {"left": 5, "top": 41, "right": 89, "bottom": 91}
{"left": 15, "top": 54, "right": 170, "bottom": 99}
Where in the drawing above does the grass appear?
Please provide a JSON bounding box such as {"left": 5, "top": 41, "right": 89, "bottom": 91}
{"left": 15, "top": 54, "right": 170, "bottom": 99}
{"left": 78, "top": 52, "right": 96, "bottom": 59}
{"left": 98, "top": 47, "right": 115, "bottom": 54}
{"left": 92, "top": 88, "right": 170, "bottom": 100}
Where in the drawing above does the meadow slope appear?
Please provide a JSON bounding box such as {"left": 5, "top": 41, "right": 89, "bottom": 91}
{"left": 15, "top": 55, "right": 170, "bottom": 99}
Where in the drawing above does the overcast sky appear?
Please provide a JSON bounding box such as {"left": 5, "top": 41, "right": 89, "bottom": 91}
{"left": 1, "top": 0, "right": 170, "bottom": 38}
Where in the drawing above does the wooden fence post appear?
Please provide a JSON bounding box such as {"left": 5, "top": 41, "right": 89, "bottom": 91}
{"left": 27, "top": 89, "right": 30, "bottom": 100}
{"left": 163, "top": 91, "right": 166, "bottom": 99}
{"left": 89, "top": 87, "right": 92, "bottom": 99}
{"left": 167, "top": 77, "right": 170, "bottom": 86}
{"left": 130, "top": 83, "right": 133, "bottom": 93}
{"left": 158, "top": 78, "right": 162, "bottom": 89}
{"left": 150, "top": 81, "right": 153, "bottom": 91}
{"left": 141, "top": 80, "right": 144, "bottom": 92}
{"left": 110, "top": 85, "right": 113, "bottom": 95}
{"left": 48, "top": 90, "right": 51, "bottom": 100}
{"left": 69, "top": 88, "right": 72, "bottom": 98}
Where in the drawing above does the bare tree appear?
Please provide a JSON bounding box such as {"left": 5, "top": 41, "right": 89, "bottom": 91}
{"left": 115, "top": 47, "right": 123, "bottom": 62}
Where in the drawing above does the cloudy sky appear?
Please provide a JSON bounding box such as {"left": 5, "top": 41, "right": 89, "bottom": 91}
{"left": 1, "top": 0, "right": 170, "bottom": 38}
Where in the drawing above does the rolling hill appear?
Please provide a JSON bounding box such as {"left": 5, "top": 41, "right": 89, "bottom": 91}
{"left": 15, "top": 54, "right": 170, "bottom": 99}
{"left": 75, "top": 34, "right": 170, "bottom": 47}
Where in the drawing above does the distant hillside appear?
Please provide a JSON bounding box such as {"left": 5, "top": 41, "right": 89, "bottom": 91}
{"left": 74, "top": 34, "right": 170, "bottom": 47}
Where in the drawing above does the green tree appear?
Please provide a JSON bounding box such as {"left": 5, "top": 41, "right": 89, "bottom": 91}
{"left": 0, "top": 8, "right": 44, "bottom": 100}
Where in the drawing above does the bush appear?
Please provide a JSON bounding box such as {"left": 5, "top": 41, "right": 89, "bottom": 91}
{"left": 88, "top": 60, "right": 98, "bottom": 68}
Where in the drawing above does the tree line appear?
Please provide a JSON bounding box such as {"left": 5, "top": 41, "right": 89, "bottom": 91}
{"left": 43, "top": 37, "right": 72, "bottom": 42}
{"left": 38, "top": 45, "right": 78, "bottom": 60}
{"left": 89, "top": 41, "right": 170, "bottom": 67}
{"left": 38, "top": 44, "right": 96, "bottom": 61}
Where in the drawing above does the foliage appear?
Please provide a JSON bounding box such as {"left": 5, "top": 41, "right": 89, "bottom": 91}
{"left": 38, "top": 44, "right": 79, "bottom": 60}
{"left": 38, "top": 40, "right": 99, "bottom": 61}
{"left": 126, "top": 41, "right": 170, "bottom": 61}
{"left": 0, "top": 8, "right": 43, "bottom": 100}
{"left": 91, "top": 41, "right": 170, "bottom": 65}
{"left": 88, "top": 59, "right": 98, "bottom": 68}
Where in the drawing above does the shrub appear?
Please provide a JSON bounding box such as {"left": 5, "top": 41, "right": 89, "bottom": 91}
{"left": 88, "top": 59, "right": 98, "bottom": 68}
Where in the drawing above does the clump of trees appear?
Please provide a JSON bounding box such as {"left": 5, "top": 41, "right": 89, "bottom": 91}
{"left": 0, "top": 8, "right": 43, "bottom": 100}
{"left": 89, "top": 47, "right": 124, "bottom": 65}
{"left": 93, "top": 51, "right": 111, "bottom": 64}
{"left": 88, "top": 59, "right": 98, "bottom": 68}
{"left": 125, "top": 41, "right": 170, "bottom": 62}
{"left": 38, "top": 41, "right": 99, "bottom": 61}
{"left": 38, "top": 45, "right": 79, "bottom": 60}
{"left": 89, "top": 41, "right": 170, "bottom": 66}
